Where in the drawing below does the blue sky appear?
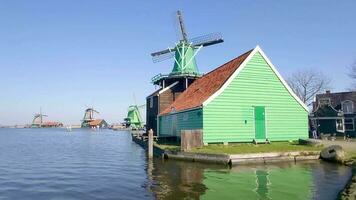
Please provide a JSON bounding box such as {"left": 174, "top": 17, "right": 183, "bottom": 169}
{"left": 0, "top": 0, "right": 355, "bottom": 125}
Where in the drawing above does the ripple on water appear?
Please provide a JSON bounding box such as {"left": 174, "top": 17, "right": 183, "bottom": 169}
{"left": 0, "top": 129, "right": 154, "bottom": 200}
{"left": 0, "top": 129, "right": 352, "bottom": 200}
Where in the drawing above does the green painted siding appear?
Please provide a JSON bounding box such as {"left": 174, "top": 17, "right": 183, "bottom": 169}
{"left": 159, "top": 109, "right": 203, "bottom": 137}
{"left": 203, "top": 52, "right": 308, "bottom": 143}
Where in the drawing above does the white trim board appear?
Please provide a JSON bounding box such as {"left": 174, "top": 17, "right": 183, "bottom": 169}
{"left": 159, "top": 106, "right": 202, "bottom": 117}
{"left": 202, "top": 46, "right": 309, "bottom": 111}
{"left": 159, "top": 81, "right": 179, "bottom": 94}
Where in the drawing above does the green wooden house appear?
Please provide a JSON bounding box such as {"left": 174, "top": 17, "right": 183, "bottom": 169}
{"left": 158, "top": 46, "right": 309, "bottom": 144}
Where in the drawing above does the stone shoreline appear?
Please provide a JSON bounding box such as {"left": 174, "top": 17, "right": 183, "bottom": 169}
{"left": 132, "top": 136, "right": 320, "bottom": 165}
{"left": 132, "top": 136, "right": 356, "bottom": 199}
{"left": 165, "top": 150, "right": 320, "bottom": 165}
{"left": 338, "top": 161, "right": 356, "bottom": 200}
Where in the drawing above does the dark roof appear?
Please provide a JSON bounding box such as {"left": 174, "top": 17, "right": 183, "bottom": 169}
{"left": 89, "top": 119, "right": 106, "bottom": 126}
{"left": 315, "top": 91, "right": 356, "bottom": 109}
{"left": 160, "top": 49, "right": 253, "bottom": 115}
{"left": 312, "top": 104, "right": 340, "bottom": 117}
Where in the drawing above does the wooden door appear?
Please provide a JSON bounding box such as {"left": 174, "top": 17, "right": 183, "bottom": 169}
{"left": 255, "top": 106, "right": 266, "bottom": 140}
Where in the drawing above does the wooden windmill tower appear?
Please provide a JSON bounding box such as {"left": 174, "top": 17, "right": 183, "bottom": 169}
{"left": 146, "top": 10, "right": 224, "bottom": 135}
{"left": 81, "top": 107, "right": 99, "bottom": 128}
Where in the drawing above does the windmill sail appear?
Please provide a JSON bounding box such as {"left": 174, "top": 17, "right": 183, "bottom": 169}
{"left": 177, "top": 10, "right": 188, "bottom": 41}
{"left": 151, "top": 48, "right": 173, "bottom": 57}
{"left": 189, "top": 32, "right": 224, "bottom": 47}
{"left": 151, "top": 51, "right": 175, "bottom": 63}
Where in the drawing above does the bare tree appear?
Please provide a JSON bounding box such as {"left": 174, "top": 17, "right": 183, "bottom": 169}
{"left": 347, "top": 60, "right": 356, "bottom": 90}
{"left": 287, "top": 69, "right": 331, "bottom": 106}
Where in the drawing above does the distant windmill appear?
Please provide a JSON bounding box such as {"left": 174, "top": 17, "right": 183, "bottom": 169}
{"left": 31, "top": 108, "right": 47, "bottom": 128}
{"left": 124, "top": 105, "right": 145, "bottom": 130}
{"left": 81, "top": 107, "right": 99, "bottom": 128}
{"left": 124, "top": 94, "right": 145, "bottom": 130}
{"left": 151, "top": 10, "right": 224, "bottom": 84}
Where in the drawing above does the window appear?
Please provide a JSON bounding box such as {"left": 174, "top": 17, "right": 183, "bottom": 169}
{"left": 319, "top": 98, "right": 330, "bottom": 105}
{"left": 345, "top": 118, "right": 354, "bottom": 131}
{"left": 183, "top": 113, "right": 189, "bottom": 121}
{"left": 149, "top": 97, "right": 153, "bottom": 108}
{"left": 336, "top": 119, "right": 344, "bottom": 132}
{"left": 342, "top": 101, "right": 353, "bottom": 114}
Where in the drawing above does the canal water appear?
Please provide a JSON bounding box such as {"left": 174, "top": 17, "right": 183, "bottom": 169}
{"left": 0, "top": 129, "right": 352, "bottom": 200}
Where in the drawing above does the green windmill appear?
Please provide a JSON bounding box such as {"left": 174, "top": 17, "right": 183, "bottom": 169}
{"left": 151, "top": 10, "right": 224, "bottom": 85}
{"left": 146, "top": 10, "right": 224, "bottom": 135}
{"left": 124, "top": 104, "right": 145, "bottom": 130}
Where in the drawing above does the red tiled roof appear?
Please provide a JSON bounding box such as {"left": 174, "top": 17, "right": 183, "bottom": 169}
{"left": 42, "top": 121, "right": 62, "bottom": 126}
{"left": 89, "top": 119, "right": 105, "bottom": 126}
{"left": 160, "top": 49, "right": 253, "bottom": 115}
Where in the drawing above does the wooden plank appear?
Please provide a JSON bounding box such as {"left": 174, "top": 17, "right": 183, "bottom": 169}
{"left": 181, "top": 129, "right": 203, "bottom": 151}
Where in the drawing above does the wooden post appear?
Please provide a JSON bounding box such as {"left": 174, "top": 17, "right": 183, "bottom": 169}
{"left": 148, "top": 129, "right": 153, "bottom": 158}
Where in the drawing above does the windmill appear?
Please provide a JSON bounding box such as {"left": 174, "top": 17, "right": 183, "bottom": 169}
{"left": 124, "top": 94, "right": 145, "bottom": 130}
{"left": 81, "top": 107, "right": 99, "bottom": 128}
{"left": 150, "top": 10, "right": 224, "bottom": 85}
{"left": 146, "top": 10, "right": 224, "bottom": 135}
{"left": 31, "top": 108, "right": 47, "bottom": 128}
{"left": 124, "top": 104, "right": 145, "bottom": 130}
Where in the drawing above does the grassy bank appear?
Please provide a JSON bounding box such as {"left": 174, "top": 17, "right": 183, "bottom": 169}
{"left": 154, "top": 142, "right": 180, "bottom": 151}
{"left": 191, "top": 141, "right": 322, "bottom": 154}
{"left": 155, "top": 141, "right": 323, "bottom": 154}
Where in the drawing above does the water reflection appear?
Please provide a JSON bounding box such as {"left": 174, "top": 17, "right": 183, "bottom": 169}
{"left": 148, "top": 159, "right": 351, "bottom": 200}
{"left": 255, "top": 170, "right": 270, "bottom": 200}
{"left": 148, "top": 159, "right": 209, "bottom": 199}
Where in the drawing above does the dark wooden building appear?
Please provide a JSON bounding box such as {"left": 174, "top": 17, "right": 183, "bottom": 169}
{"left": 310, "top": 90, "right": 356, "bottom": 137}
{"left": 146, "top": 75, "right": 199, "bottom": 135}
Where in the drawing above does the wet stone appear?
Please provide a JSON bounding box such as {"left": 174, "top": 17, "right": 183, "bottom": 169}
{"left": 320, "top": 145, "right": 345, "bottom": 163}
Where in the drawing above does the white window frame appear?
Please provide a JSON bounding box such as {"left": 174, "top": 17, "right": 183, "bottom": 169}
{"left": 336, "top": 119, "right": 344, "bottom": 132}
{"left": 344, "top": 118, "right": 354, "bottom": 131}
{"left": 342, "top": 100, "right": 353, "bottom": 114}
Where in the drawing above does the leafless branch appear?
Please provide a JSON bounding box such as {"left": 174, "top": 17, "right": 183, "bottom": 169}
{"left": 287, "top": 69, "right": 331, "bottom": 106}
{"left": 347, "top": 60, "right": 356, "bottom": 90}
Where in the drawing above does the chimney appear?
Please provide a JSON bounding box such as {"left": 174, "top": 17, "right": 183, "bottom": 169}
{"left": 326, "top": 90, "right": 331, "bottom": 94}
